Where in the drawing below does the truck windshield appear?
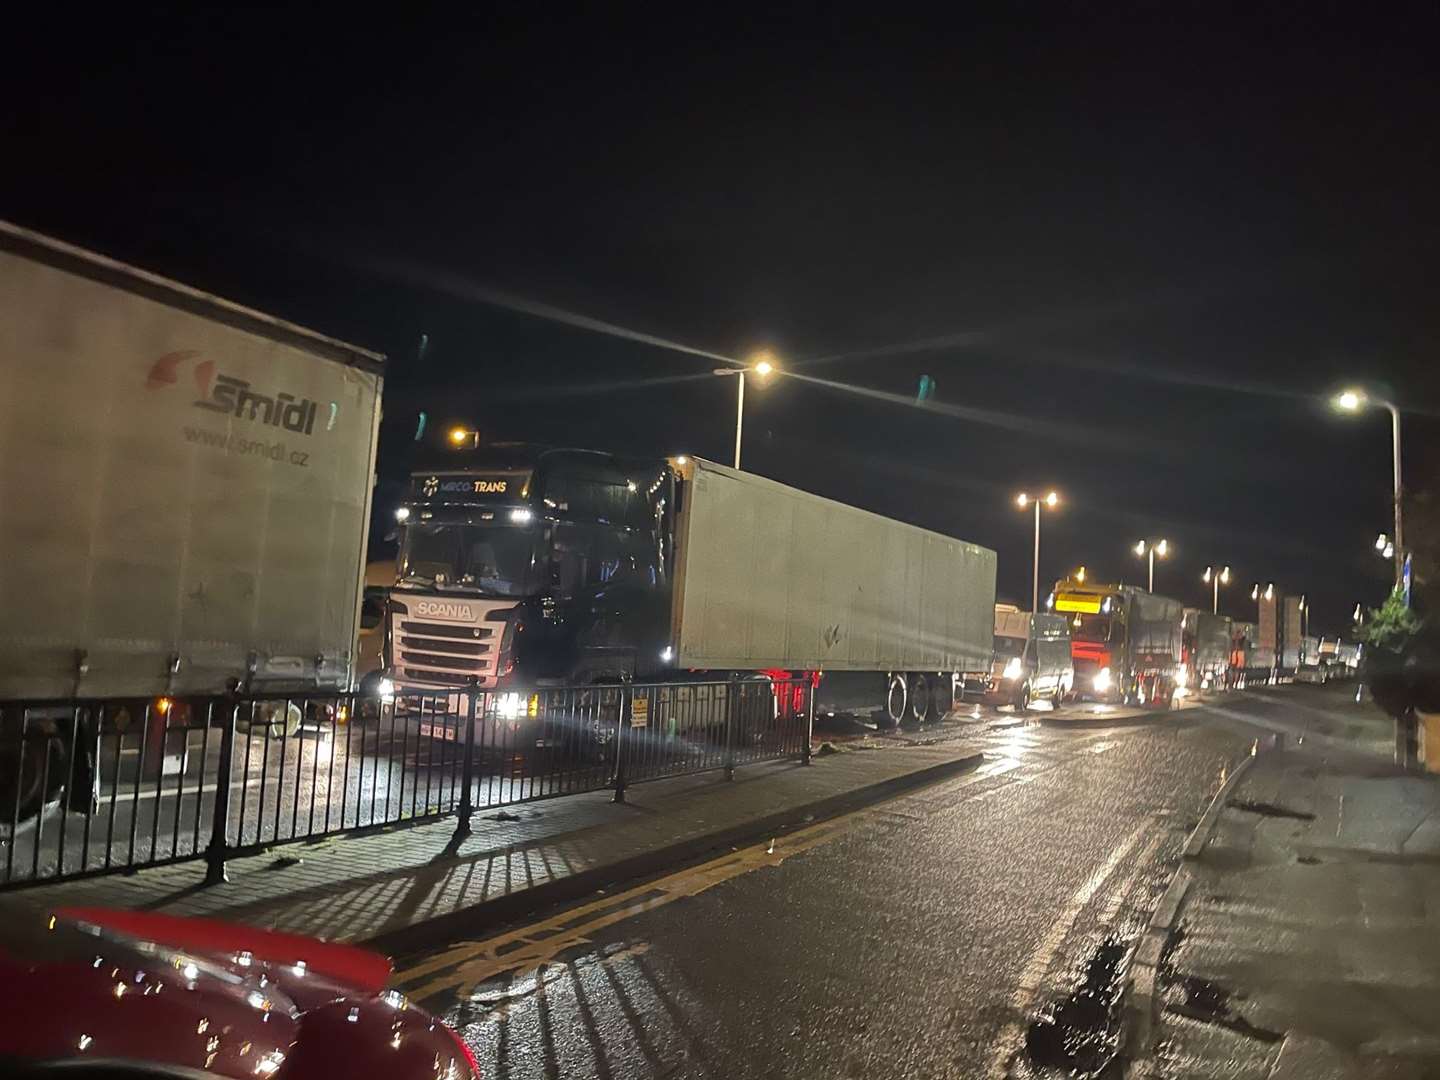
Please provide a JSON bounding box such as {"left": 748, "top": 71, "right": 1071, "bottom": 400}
{"left": 399, "top": 523, "right": 538, "bottom": 597}
{"left": 1069, "top": 614, "right": 1114, "bottom": 643}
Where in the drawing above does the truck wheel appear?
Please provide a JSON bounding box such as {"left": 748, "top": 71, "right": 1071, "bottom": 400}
{"left": 907, "top": 674, "right": 931, "bottom": 725}
{"left": 1051, "top": 687, "right": 1064, "bottom": 710}
{"left": 931, "top": 676, "right": 955, "bottom": 720}
{"left": 1015, "top": 682, "right": 1032, "bottom": 712}
{"left": 0, "top": 736, "right": 63, "bottom": 824}
{"left": 884, "top": 674, "right": 907, "bottom": 728}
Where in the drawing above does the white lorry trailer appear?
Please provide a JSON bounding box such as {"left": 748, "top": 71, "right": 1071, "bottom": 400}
{"left": 0, "top": 220, "right": 384, "bottom": 700}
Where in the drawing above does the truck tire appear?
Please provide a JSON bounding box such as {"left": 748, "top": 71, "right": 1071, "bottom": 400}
{"left": 884, "top": 674, "right": 907, "bottom": 728}
{"left": 931, "top": 675, "right": 955, "bottom": 720}
{"left": 907, "top": 674, "right": 931, "bottom": 725}
{"left": 0, "top": 735, "right": 64, "bottom": 825}
{"left": 1014, "top": 682, "right": 1032, "bottom": 712}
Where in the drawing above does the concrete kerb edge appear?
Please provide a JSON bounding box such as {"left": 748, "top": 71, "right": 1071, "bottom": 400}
{"left": 366, "top": 750, "right": 986, "bottom": 959}
{"left": 1123, "top": 752, "right": 1257, "bottom": 1062}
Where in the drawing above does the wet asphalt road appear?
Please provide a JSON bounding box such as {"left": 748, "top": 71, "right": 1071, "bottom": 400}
{"left": 392, "top": 689, "right": 1359, "bottom": 1080}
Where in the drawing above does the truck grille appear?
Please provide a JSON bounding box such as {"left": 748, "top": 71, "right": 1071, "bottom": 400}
{"left": 393, "top": 614, "right": 505, "bottom": 687}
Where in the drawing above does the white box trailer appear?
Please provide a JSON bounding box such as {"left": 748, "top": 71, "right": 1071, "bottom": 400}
{"left": 0, "top": 222, "right": 384, "bottom": 699}
{"left": 669, "top": 459, "right": 997, "bottom": 719}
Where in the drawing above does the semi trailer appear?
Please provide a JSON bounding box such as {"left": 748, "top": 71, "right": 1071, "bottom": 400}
{"left": 383, "top": 446, "right": 998, "bottom": 725}
{"left": 0, "top": 220, "right": 383, "bottom": 822}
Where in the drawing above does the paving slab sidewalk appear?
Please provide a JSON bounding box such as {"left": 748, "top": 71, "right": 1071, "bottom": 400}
{"left": 0, "top": 738, "right": 985, "bottom": 955}
{"left": 1138, "top": 746, "right": 1440, "bottom": 1079}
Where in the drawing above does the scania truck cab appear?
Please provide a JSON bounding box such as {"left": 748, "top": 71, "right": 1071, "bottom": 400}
{"left": 384, "top": 445, "right": 675, "bottom": 700}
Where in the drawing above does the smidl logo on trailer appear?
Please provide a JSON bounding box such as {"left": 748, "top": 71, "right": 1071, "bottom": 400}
{"left": 146, "top": 350, "right": 321, "bottom": 435}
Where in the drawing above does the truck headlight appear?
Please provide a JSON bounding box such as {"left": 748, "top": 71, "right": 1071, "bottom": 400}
{"left": 1174, "top": 666, "right": 1188, "bottom": 688}
{"left": 496, "top": 692, "right": 524, "bottom": 720}
{"left": 376, "top": 678, "right": 395, "bottom": 700}
{"left": 1003, "top": 657, "right": 1023, "bottom": 680}
{"left": 1093, "top": 667, "right": 1111, "bottom": 693}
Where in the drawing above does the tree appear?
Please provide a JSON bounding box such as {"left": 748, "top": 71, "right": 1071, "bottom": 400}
{"left": 1360, "top": 589, "right": 1422, "bottom": 654}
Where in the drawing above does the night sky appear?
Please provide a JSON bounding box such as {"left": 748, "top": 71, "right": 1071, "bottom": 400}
{"left": 5, "top": 9, "right": 1438, "bottom": 635}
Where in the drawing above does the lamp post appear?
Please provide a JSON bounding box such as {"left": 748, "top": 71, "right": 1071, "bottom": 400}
{"left": 1133, "top": 538, "right": 1169, "bottom": 593}
{"left": 713, "top": 352, "right": 777, "bottom": 470}
{"left": 1016, "top": 490, "right": 1060, "bottom": 613}
{"left": 1333, "top": 389, "right": 1403, "bottom": 588}
{"left": 1202, "top": 565, "right": 1231, "bottom": 614}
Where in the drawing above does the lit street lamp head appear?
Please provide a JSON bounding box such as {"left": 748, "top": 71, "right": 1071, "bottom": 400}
{"left": 1220, "top": 566, "right": 1231, "bottom": 584}
{"left": 1044, "top": 491, "right": 1059, "bottom": 508}
{"left": 1134, "top": 540, "right": 1147, "bottom": 556}
{"left": 1203, "top": 566, "right": 1212, "bottom": 583}
{"left": 1332, "top": 389, "right": 1366, "bottom": 412}
{"left": 1016, "top": 492, "right": 1029, "bottom": 508}
{"left": 1156, "top": 539, "right": 1169, "bottom": 557}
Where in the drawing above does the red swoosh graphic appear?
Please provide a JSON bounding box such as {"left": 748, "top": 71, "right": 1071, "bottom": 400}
{"left": 145, "top": 350, "right": 202, "bottom": 390}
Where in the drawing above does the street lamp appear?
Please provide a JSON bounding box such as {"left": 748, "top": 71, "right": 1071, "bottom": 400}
{"left": 713, "top": 351, "right": 778, "bottom": 470}
{"left": 1250, "top": 582, "right": 1275, "bottom": 602}
{"left": 1016, "top": 490, "right": 1060, "bottom": 613}
{"left": 1202, "top": 565, "right": 1232, "bottom": 614}
{"left": 1333, "top": 388, "right": 1404, "bottom": 587}
{"left": 1133, "top": 538, "right": 1169, "bottom": 593}
{"left": 1375, "top": 532, "right": 1395, "bottom": 560}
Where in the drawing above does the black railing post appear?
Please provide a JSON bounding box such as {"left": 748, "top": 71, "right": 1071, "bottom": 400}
{"left": 454, "top": 678, "right": 480, "bottom": 840}
{"left": 204, "top": 690, "right": 238, "bottom": 886}
{"left": 611, "top": 688, "right": 630, "bottom": 803}
{"left": 801, "top": 678, "right": 814, "bottom": 765}
{"left": 724, "top": 677, "right": 738, "bottom": 781}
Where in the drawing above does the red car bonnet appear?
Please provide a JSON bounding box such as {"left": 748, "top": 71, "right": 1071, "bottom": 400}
{"left": 56, "top": 908, "right": 392, "bottom": 993}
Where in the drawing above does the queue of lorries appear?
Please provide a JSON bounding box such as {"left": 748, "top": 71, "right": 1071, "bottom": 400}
{"left": 1, "top": 220, "right": 1358, "bottom": 742}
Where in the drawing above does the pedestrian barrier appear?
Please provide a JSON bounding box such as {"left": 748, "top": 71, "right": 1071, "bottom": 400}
{"left": 0, "top": 676, "right": 814, "bottom": 889}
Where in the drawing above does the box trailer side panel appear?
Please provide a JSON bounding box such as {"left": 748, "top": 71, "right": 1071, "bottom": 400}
{"left": 1127, "top": 590, "right": 1185, "bottom": 659}
{"left": 674, "top": 460, "right": 996, "bottom": 672}
{"left": 0, "top": 230, "right": 382, "bottom": 698}
{"left": 1254, "top": 595, "right": 1279, "bottom": 669}
{"left": 1195, "top": 613, "right": 1232, "bottom": 669}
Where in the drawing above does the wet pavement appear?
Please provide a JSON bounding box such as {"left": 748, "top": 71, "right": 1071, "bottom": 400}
{"left": 389, "top": 688, "right": 1363, "bottom": 1078}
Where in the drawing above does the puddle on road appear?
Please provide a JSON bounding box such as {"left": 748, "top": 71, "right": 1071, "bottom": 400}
{"left": 1157, "top": 925, "right": 1283, "bottom": 1045}
{"left": 1228, "top": 799, "right": 1315, "bottom": 821}
{"left": 1023, "top": 937, "right": 1128, "bottom": 1078}
{"left": 1165, "top": 973, "right": 1283, "bottom": 1044}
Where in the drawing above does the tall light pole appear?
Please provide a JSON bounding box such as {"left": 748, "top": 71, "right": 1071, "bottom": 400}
{"left": 1133, "top": 538, "right": 1169, "bottom": 593}
{"left": 1203, "top": 565, "right": 1231, "bottom": 614}
{"left": 1333, "top": 389, "right": 1403, "bottom": 588}
{"left": 712, "top": 351, "right": 777, "bottom": 470}
{"left": 1016, "top": 490, "right": 1060, "bottom": 613}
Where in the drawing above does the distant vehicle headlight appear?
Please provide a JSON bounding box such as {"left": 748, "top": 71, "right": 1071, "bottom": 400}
{"left": 495, "top": 692, "right": 524, "bottom": 720}
{"left": 1003, "top": 657, "right": 1024, "bottom": 680}
{"left": 376, "top": 678, "right": 395, "bottom": 700}
{"left": 1174, "top": 665, "right": 1189, "bottom": 688}
{"left": 1093, "top": 667, "right": 1112, "bottom": 693}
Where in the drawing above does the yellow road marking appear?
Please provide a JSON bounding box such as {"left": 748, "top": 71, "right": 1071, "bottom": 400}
{"left": 391, "top": 806, "right": 872, "bottom": 1002}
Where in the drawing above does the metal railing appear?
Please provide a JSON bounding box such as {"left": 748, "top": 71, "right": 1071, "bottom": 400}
{"left": 0, "top": 675, "right": 814, "bottom": 890}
